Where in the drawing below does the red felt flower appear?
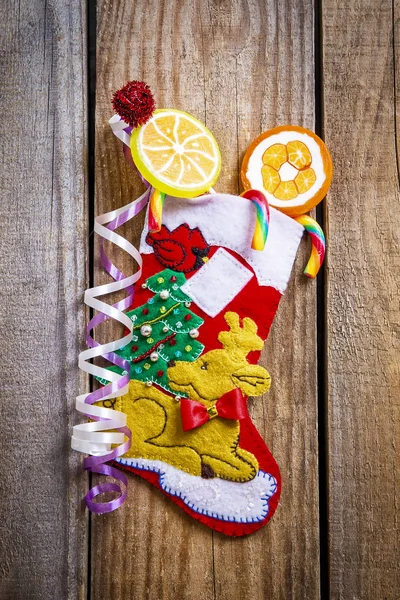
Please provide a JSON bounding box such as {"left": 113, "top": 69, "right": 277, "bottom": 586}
{"left": 146, "top": 224, "right": 210, "bottom": 272}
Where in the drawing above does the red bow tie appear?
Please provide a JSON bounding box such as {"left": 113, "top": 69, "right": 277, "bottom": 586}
{"left": 180, "top": 388, "right": 248, "bottom": 431}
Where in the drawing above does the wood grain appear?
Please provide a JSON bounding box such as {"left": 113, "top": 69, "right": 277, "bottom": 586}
{"left": 2, "top": 0, "right": 400, "bottom": 596}
{"left": 92, "top": 1, "right": 320, "bottom": 599}
{"left": 323, "top": 0, "right": 400, "bottom": 598}
{"left": 0, "top": 1, "right": 88, "bottom": 599}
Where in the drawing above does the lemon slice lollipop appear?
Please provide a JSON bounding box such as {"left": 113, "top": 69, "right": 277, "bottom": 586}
{"left": 112, "top": 81, "right": 222, "bottom": 232}
{"left": 131, "top": 109, "right": 221, "bottom": 199}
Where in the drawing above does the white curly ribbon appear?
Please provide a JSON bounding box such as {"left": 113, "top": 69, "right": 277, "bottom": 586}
{"left": 72, "top": 186, "right": 150, "bottom": 512}
{"left": 109, "top": 114, "right": 131, "bottom": 147}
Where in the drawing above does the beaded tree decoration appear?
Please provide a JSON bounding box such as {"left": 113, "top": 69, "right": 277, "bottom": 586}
{"left": 98, "top": 268, "right": 204, "bottom": 395}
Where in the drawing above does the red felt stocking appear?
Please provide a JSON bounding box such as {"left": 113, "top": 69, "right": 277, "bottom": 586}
{"left": 105, "top": 192, "right": 304, "bottom": 536}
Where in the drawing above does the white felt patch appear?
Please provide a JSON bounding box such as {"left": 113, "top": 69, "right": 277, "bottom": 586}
{"left": 181, "top": 248, "right": 253, "bottom": 317}
{"left": 116, "top": 457, "right": 277, "bottom": 523}
{"left": 140, "top": 193, "right": 304, "bottom": 293}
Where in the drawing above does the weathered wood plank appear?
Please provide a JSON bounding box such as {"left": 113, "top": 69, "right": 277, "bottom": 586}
{"left": 0, "top": 1, "right": 88, "bottom": 599}
{"left": 201, "top": 2, "right": 320, "bottom": 599}
{"left": 92, "top": 2, "right": 214, "bottom": 598}
{"left": 92, "top": 1, "right": 319, "bottom": 599}
{"left": 323, "top": 1, "right": 400, "bottom": 598}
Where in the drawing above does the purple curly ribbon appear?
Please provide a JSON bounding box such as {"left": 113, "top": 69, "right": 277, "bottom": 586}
{"left": 72, "top": 117, "right": 152, "bottom": 513}
{"left": 80, "top": 189, "right": 150, "bottom": 513}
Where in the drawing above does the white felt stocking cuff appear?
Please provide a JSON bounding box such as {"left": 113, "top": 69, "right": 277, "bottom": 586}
{"left": 140, "top": 193, "right": 303, "bottom": 294}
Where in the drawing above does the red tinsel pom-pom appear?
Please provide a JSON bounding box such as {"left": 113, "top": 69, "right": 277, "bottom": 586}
{"left": 112, "top": 80, "right": 155, "bottom": 128}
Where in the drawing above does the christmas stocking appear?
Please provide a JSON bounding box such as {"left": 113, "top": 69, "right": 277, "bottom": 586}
{"left": 76, "top": 81, "right": 331, "bottom": 536}
{"left": 101, "top": 194, "right": 304, "bottom": 536}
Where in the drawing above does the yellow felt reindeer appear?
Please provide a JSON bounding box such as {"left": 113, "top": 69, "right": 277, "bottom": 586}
{"left": 114, "top": 312, "right": 271, "bottom": 482}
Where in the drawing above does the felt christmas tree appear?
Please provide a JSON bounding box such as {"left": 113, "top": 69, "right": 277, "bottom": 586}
{"left": 98, "top": 268, "right": 204, "bottom": 395}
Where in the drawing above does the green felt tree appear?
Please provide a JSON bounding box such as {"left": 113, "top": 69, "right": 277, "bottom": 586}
{"left": 98, "top": 268, "right": 204, "bottom": 395}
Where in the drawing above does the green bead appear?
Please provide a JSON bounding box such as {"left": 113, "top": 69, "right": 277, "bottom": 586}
{"left": 185, "top": 345, "right": 192, "bottom": 352}
{"left": 143, "top": 363, "right": 151, "bottom": 370}
{"left": 157, "top": 277, "right": 164, "bottom": 283}
{"left": 147, "top": 337, "right": 154, "bottom": 344}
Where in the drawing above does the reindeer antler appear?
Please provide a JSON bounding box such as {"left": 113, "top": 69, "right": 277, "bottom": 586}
{"left": 218, "top": 312, "right": 264, "bottom": 362}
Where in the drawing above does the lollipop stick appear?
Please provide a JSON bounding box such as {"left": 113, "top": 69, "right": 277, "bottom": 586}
{"left": 148, "top": 188, "right": 166, "bottom": 232}
{"left": 295, "top": 215, "right": 326, "bottom": 278}
{"left": 240, "top": 189, "right": 270, "bottom": 251}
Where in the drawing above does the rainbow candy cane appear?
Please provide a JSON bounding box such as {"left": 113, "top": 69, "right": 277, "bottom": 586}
{"left": 295, "top": 215, "right": 326, "bottom": 278}
{"left": 148, "top": 188, "right": 166, "bottom": 232}
{"left": 241, "top": 189, "right": 270, "bottom": 251}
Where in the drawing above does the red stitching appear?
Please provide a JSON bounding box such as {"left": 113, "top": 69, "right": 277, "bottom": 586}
{"left": 131, "top": 332, "right": 176, "bottom": 363}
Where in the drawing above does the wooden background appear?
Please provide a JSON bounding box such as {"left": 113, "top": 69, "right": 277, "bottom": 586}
{"left": 1, "top": 0, "right": 399, "bottom": 598}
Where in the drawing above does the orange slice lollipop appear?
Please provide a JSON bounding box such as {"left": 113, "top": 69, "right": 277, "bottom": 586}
{"left": 241, "top": 125, "right": 333, "bottom": 217}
